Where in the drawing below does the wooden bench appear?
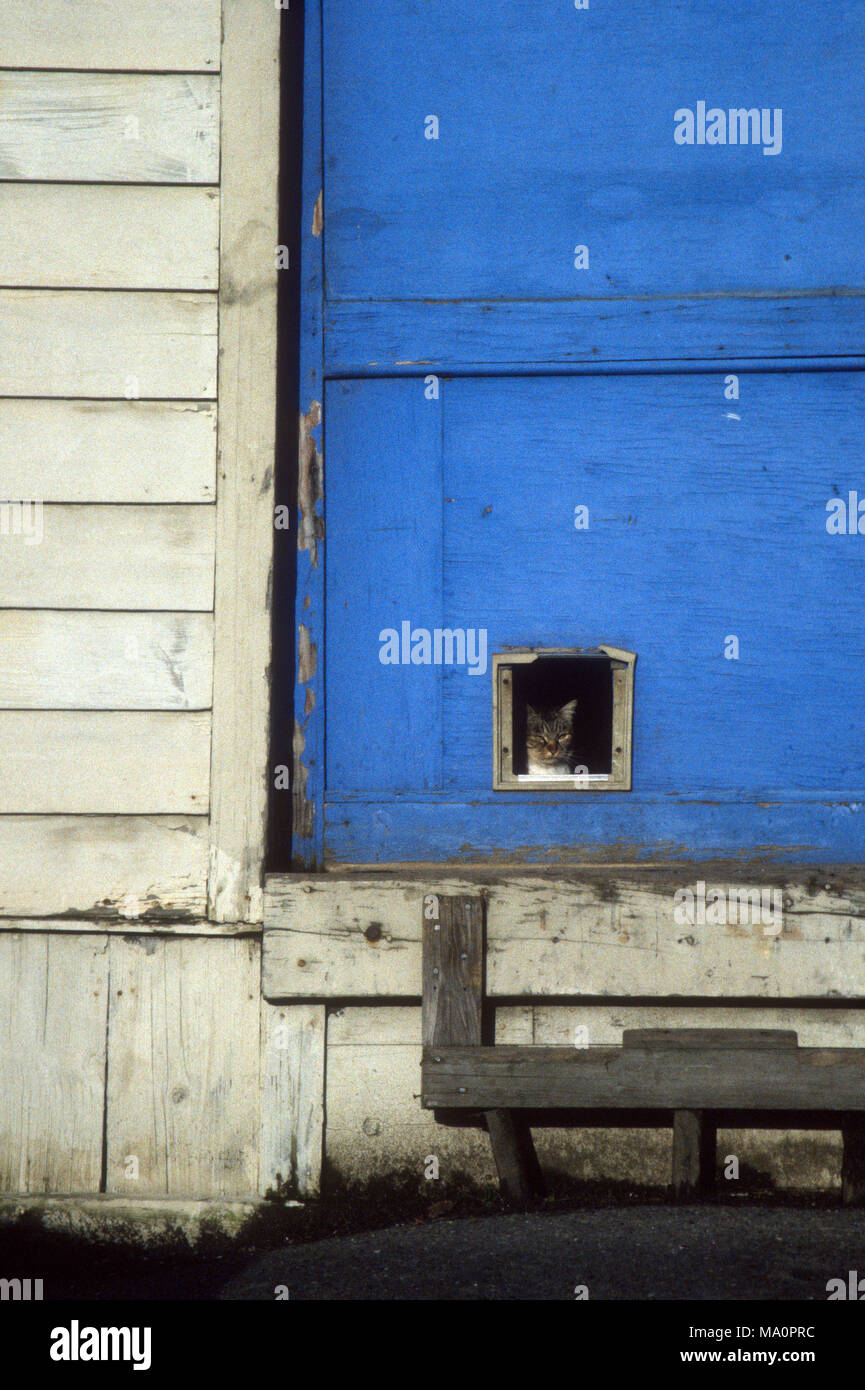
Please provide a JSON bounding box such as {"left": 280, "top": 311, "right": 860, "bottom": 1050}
{"left": 420, "top": 895, "right": 865, "bottom": 1203}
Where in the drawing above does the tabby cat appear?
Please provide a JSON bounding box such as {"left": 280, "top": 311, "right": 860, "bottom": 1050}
{"left": 525, "top": 699, "right": 578, "bottom": 776}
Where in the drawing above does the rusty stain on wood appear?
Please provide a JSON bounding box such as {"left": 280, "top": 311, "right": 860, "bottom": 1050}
{"left": 298, "top": 401, "right": 323, "bottom": 569}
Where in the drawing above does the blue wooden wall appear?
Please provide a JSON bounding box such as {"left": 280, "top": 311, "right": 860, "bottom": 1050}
{"left": 294, "top": 0, "right": 865, "bottom": 867}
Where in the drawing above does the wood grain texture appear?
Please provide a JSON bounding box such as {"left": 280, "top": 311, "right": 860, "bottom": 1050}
{"left": 207, "top": 0, "right": 281, "bottom": 922}
{"left": 422, "top": 895, "right": 484, "bottom": 1048}
{"left": 422, "top": 1045, "right": 865, "bottom": 1111}
{"left": 622, "top": 1029, "right": 799, "bottom": 1051}
{"left": 0, "top": 291, "right": 217, "bottom": 397}
{"left": 0, "top": 932, "right": 108, "bottom": 1192}
{"left": 0, "top": 711, "right": 210, "bottom": 813}
{"left": 0, "top": 506, "right": 215, "bottom": 610}
{"left": 0, "top": 612, "right": 213, "bottom": 710}
{"left": 0, "top": 400, "right": 216, "bottom": 503}
{"left": 672, "top": 1110, "right": 716, "bottom": 1199}
{"left": 0, "top": 186, "right": 220, "bottom": 289}
{"left": 262, "top": 873, "right": 865, "bottom": 999}
{"left": 0, "top": 1, "right": 221, "bottom": 71}
{"left": 0, "top": 815, "right": 209, "bottom": 919}
{"left": 325, "top": 295, "right": 865, "bottom": 374}
{"left": 259, "top": 1003, "right": 325, "bottom": 1197}
{"left": 105, "top": 937, "right": 260, "bottom": 1197}
{"left": 484, "top": 1108, "right": 545, "bottom": 1202}
{"left": 0, "top": 73, "right": 219, "bottom": 183}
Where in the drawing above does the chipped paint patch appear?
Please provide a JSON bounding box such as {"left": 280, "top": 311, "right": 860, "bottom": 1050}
{"left": 298, "top": 401, "right": 323, "bottom": 569}
{"left": 297, "top": 623, "right": 318, "bottom": 684}
{"left": 293, "top": 719, "right": 315, "bottom": 841}
{"left": 312, "top": 189, "right": 323, "bottom": 237}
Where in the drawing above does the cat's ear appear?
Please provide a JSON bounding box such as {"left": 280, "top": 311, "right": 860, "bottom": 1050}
{"left": 559, "top": 699, "right": 577, "bottom": 722}
{"left": 526, "top": 705, "right": 540, "bottom": 727}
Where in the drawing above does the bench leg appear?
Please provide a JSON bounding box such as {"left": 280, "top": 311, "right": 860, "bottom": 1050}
{"left": 485, "top": 1110, "right": 546, "bottom": 1203}
{"left": 842, "top": 1117, "right": 865, "bottom": 1205}
{"left": 672, "top": 1110, "right": 716, "bottom": 1200}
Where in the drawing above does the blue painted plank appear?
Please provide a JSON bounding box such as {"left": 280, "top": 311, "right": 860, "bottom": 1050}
{"left": 324, "top": 294, "right": 865, "bottom": 375}
{"left": 323, "top": 796, "right": 865, "bottom": 866}
{"left": 325, "top": 377, "right": 444, "bottom": 793}
{"left": 324, "top": 0, "right": 865, "bottom": 301}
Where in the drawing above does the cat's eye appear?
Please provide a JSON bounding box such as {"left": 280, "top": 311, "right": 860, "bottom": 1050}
{"left": 493, "top": 648, "right": 635, "bottom": 792}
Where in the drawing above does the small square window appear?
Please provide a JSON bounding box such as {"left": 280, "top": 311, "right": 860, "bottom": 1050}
{"left": 492, "top": 647, "right": 635, "bottom": 792}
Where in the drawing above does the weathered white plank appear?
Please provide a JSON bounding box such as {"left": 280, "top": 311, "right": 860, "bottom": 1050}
{"left": 0, "top": 186, "right": 219, "bottom": 289}
{"left": 0, "top": 815, "right": 209, "bottom": 919}
{"left": 263, "top": 874, "right": 865, "bottom": 999}
{"left": 0, "top": 506, "right": 215, "bottom": 610}
{"left": 259, "top": 1003, "right": 324, "bottom": 1198}
{"left": 106, "top": 937, "right": 260, "bottom": 1197}
{"left": 0, "top": 73, "right": 219, "bottom": 183}
{"left": 207, "top": 0, "right": 281, "bottom": 924}
{"left": 0, "top": 932, "right": 108, "bottom": 1193}
{"left": 0, "top": 291, "right": 217, "bottom": 397}
{"left": 0, "top": 401, "right": 216, "bottom": 503}
{"left": 0, "top": 1, "right": 221, "bottom": 71}
{"left": 0, "top": 612, "right": 213, "bottom": 710}
{"left": 0, "top": 711, "right": 210, "bottom": 813}
{"left": 528, "top": 1005, "right": 865, "bottom": 1049}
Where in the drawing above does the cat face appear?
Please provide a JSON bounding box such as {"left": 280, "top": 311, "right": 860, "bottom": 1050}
{"left": 526, "top": 699, "right": 578, "bottom": 768}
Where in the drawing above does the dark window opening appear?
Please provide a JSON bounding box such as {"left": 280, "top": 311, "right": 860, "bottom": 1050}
{"left": 511, "top": 655, "right": 613, "bottom": 778}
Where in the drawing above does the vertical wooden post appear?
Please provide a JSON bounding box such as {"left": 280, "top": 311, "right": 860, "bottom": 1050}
{"left": 422, "top": 894, "right": 544, "bottom": 1203}
{"left": 672, "top": 1110, "right": 716, "bottom": 1200}
{"left": 842, "top": 1116, "right": 865, "bottom": 1205}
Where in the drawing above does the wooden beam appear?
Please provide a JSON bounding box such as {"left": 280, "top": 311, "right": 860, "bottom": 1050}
{"left": 259, "top": 1003, "right": 325, "bottom": 1198}
{"left": 422, "top": 1045, "right": 865, "bottom": 1111}
{"left": 672, "top": 1110, "right": 716, "bottom": 1199}
{"left": 842, "top": 1117, "right": 865, "bottom": 1206}
{"left": 422, "top": 895, "right": 484, "bottom": 1049}
{"left": 263, "top": 872, "right": 865, "bottom": 1000}
{"left": 422, "top": 895, "right": 545, "bottom": 1201}
{"left": 207, "top": 0, "right": 280, "bottom": 923}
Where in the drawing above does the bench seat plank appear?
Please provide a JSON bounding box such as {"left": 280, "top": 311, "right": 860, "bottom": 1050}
{"left": 422, "top": 1045, "right": 865, "bottom": 1111}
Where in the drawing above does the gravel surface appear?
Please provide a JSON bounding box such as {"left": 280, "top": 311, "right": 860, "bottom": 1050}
{"left": 223, "top": 1206, "right": 865, "bottom": 1301}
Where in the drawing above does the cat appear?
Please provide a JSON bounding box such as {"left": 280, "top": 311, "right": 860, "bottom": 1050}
{"left": 525, "top": 699, "right": 578, "bottom": 776}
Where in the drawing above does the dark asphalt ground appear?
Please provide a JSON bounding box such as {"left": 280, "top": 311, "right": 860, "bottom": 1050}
{"left": 222, "top": 1206, "right": 865, "bottom": 1301}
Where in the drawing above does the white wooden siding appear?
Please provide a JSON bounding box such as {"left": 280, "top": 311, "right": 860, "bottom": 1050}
{"left": 0, "top": 612, "right": 213, "bottom": 710}
{"left": 105, "top": 937, "right": 260, "bottom": 1197}
{"left": 0, "top": 933, "right": 109, "bottom": 1193}
{"left": 0, "top": 506, "right": 215, "bottom": 610}
{"left": 0, "top": 186, "right": 220, "bottom": 289}
{"left": 0, "top": 2, "right": 222, "bottom": 72}
{"left": 0, "top": 816, "right": 209, "bottom": 919}
{"left": 0, "top": 401, "right": 216, "bottom": 503}
{"left": 0, "top": 291, "right": 217, "bottom": 397}
{"left": 0, "top": 711, "right": 210, "bottom": 814}
{"left": 0, "top": 73, "right": 219, "bottom": 183}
